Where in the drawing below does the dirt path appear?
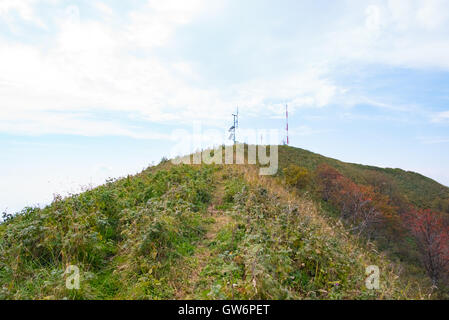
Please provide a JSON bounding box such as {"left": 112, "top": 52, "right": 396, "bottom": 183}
{"left": 175, "top": 175, "right": 233, "bottom": 299}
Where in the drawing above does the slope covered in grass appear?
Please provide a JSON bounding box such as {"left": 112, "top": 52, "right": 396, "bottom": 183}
{"left": 182, "top": 166, "right": 423, "bottom": 299}
{"left": 0, "top": 157, "right": 430, "bottom": 299}
{"left": 0, "top": 164, "right": 214, "bottom": 299}
{"left": 278, "top": 146, "right": 449, "bottom": 213}
{"left": 275, "top": 145, "right": 448, "bottom": 295}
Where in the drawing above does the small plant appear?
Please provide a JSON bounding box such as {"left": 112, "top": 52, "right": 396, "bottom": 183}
{"left": 223, "top": 179, "right": 247, "bottom": 204}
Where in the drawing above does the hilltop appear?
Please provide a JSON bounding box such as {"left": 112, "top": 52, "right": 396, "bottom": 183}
{"left": 0, "top": 144, "right": 447, "bottom": 299}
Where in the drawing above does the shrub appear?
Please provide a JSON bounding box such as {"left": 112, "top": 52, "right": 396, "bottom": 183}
{"left": 283, "top": 164, "right": 311, "bottom": 190}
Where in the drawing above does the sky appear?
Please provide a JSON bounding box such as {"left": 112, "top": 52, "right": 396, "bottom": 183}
{"left": 1, "top": 0, "right": 449, "bottom": 214}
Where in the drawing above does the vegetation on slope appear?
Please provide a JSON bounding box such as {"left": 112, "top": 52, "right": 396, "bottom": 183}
{"left": 276, "top": 146, "right": 448, "bottom": 294}
{"left": 0, "top": 165, "right": 214, "bottom": 299}
{"left": 192, "top": 166, "right": 422, "bottom": 299}
{"left": 1, "top": 145, "right": 445, "bottom": 299}
{"left": 277, "top": 145, "right": 449, "bottom": 213}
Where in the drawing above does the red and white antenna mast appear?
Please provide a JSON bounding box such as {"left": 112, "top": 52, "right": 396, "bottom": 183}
{"left": 286, "top": 104, "right": 289, "bottom": 145}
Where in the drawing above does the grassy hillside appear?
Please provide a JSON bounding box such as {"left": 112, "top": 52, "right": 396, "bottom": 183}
{"left": 277, "top": 145, "right": 448, "bottom": 294}
{"left": 278, "top": 146, "right": 449, "bottom": 213}
{"left": 0, "top": 146, "right": 443, "bottom": 299}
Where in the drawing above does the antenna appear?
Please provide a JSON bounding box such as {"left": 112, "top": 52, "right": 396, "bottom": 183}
{"left": 229, "top": 107, "right": 239, "bottom": 144}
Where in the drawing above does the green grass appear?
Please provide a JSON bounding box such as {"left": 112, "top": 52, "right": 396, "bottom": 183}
{"left": 0, "top": 164, "right": 216, "bottom": 299}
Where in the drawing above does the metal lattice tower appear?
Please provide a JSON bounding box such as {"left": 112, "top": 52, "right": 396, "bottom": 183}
{"left": 229, "top": 107, "right": 239, "bottom": 144}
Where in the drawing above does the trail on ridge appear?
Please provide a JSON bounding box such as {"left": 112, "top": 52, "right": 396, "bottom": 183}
{"left": 175, "top": 174, "right": 233, "bottom": 299}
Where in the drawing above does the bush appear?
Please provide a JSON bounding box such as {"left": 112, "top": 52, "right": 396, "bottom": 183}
{"left": 283, "top": 165, "right": 311, "bottom": 190}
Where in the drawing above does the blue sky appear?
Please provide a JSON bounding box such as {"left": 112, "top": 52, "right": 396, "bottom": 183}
{"left": 1, "top": 0, "right": 449, "bottom": 213}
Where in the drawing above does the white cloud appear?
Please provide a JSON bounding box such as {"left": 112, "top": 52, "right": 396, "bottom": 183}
{"left": 0, "top": 107, "right": 173, "bottom": 139}
{"left": 233, "top": 67, "right": 339, "bottom": 118}
{"left": 1, "top": 0, "right": 449, "bottom": 139}
{"left": 365, "top": 5, "right": 384, "bottom": 31}
{"left": 93, "top": 1, "right": 113, "bottom": 17}
{"left": 125, "top": 0, "right": 210, "bottom": 48}
{"left": 0, "top": 0, "right": 53, "bottom": 29}
{"left": 0, "top": 0, "right": 341, "bottom": 137}
{"left": 418, "top": 136, "right": 449, "bottom": 144}
{"left": 416, "top": 0, "right": 449, "bottom": 30}
{"left": 431, "top": 110, "right": 449, "bottom": 123}
{"left": 387, "top": 0, "right": 414, "bottom": 30}
{"left": 330, "top": 0, "right": 449, "bottom": 69}
{"left": 0, "top": 2, "right": 210, "bottom": 128}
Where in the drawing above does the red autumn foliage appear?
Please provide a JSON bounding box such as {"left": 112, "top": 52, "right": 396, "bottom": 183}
{"left": 316, "top": 163, "right": 449, "bottom": 287}
{"left": 316, "top": 164, "right": 398, "bottom": 236}
{"left": 315, "top": 164, "right": 342, "bottom": 201}
{"left": 405, "top": 209, "right": 449, "bottom": 286}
